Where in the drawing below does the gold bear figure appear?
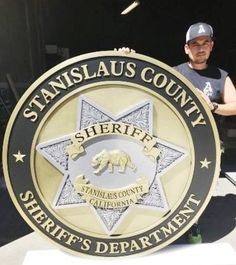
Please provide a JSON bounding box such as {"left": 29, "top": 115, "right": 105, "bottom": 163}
{"left": 91, "top": 149, "right": 136, "bottom": 174}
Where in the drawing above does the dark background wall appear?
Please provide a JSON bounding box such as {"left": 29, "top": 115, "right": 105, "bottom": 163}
{"left": 0, "top": 0, "right": 236, "bottom": 245}
{"left": 0, "top": 0, "right": 45, "bottom": 83}
{"left": 1, "top": 0, "right": 236, "bottom": 148}
{"left": 1, "top": 0, "right": 236, "bottom": 84}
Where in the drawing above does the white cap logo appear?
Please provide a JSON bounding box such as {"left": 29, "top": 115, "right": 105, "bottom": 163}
{"left": 198, "top": 25, "right": 206, "bottom": 34}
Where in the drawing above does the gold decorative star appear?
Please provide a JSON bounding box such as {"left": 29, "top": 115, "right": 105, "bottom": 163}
{"left": 200, "top": 158, "right": 211, "bottom": 169}
{"left": 13, "top": 150, "right": 26, "bottom": 163}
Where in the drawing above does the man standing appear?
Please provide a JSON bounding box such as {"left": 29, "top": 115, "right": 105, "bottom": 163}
{"left": 175, "top": 22, "right": 236, "bottom": 137}
{"left": 116, "top": 22, "right": 236, "bottom": 244}
{"left": 175, "top": 22, "right": 236, "bottom": 243}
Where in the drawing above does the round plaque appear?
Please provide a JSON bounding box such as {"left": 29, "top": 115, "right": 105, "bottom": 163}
{"left": 3, "top": 51, "right": 221, "bottom": 257}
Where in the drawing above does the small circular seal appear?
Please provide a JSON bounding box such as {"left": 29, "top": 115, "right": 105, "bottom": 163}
{"left": 3, "top": 51, "right": 221, "bottom": 257}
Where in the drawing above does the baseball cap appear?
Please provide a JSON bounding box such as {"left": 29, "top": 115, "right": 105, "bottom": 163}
{"left": 186, "top": 22, "right": 214, "bottom": 43}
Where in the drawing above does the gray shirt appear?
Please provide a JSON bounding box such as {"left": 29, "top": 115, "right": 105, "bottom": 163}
{"left": 174, "top": 62, "right": 228, "bottom": 137}
{"left": 174, "top": 62, "right": 228, "bottom": 103}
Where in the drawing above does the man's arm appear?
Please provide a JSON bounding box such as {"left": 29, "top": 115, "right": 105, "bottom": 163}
{"left": 214, "top": 76, "right": 236, "bottom": 116}
{"left": 197, "top": 77, "right": 236, "bottom": 116}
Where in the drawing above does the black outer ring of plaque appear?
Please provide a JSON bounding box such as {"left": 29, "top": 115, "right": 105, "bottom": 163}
{"left": 3, "top": 51, "right": 221, "bottom": 257}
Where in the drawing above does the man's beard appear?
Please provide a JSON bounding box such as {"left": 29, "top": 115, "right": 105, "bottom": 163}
{"left": 194, "top": 53, "right": 208, "bottom": 64}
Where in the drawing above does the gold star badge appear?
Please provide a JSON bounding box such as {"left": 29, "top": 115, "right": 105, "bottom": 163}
{"left": 13, "top": 150, "right": 26, "bottom": 163}
{"left": 200, "top": 158, "right": 211, "bottom": 169}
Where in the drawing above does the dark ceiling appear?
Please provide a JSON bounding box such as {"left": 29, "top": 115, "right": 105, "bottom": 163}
{"left": 0, "top": 0, "right": 236, "bottom": 165}
{"left": 40, "top": 0, "right": 236, "bottom": 70}
{"left": 1, "top": 0, "right": 236, "bottom": 84}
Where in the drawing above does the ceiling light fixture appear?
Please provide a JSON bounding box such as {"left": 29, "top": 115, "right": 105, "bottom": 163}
{"left": 121, "top": 0, "right": 140, "bottom": 15}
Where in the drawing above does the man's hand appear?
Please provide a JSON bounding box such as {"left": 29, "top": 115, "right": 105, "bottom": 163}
{"left": 114, "top": 47, "right": 136, "bottom": 53}
{"left": 197, "top": 89, "right": 214, "bottom": 111}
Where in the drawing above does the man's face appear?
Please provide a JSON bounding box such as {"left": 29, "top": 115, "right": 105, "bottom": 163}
{"left": 184, "top": 36, "right": 214, "bottom": 65}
